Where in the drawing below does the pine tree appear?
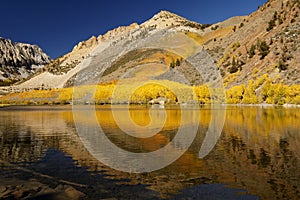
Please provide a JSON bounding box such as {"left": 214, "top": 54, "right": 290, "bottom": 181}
{"left": 175, "top": 59, "right": 180, "bottom": 66}
{"left": 258, "top": 41, "right": 270, "bottom": 59}
{"left": 170, "top": 61, "right": 175, "bottom": 68}
{"left": 248, "top": 44, "right": 256, "bottom": 58}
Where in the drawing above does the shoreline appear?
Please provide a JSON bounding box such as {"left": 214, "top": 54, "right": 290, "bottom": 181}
{"left": 0, "top": 103, "right": 300, "bottom": 111}
{"left": 0, "top": 104, "right": 10, "bottom": 108}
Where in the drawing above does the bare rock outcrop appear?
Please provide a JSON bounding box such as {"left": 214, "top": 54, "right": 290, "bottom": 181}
{"left": 0, "top": 37, "right": 51, "bottom": 83}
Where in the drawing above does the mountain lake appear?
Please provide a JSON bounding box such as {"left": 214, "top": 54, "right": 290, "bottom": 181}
{"left": 0, "top": 105, "right": 299, "bottom": 199}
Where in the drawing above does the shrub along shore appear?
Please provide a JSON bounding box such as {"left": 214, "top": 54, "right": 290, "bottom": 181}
{"left": 0, "top": 78, "right": 299, "bottom": 106}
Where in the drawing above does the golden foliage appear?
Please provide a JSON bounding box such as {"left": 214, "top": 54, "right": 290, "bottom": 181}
{"left": 226, "top": 85, "right": 245, "bottom": 104}
{"left": 186, "top": 27, "right": 233, "bottom": 46}
{"left": 193, "top": 85, "right": 211, "bottom": 104}
{"left": 0, "top": 78, "right": 299, "bottom": 105}
{"left": 225, "top": 74, "right": 300, "bottom": 105}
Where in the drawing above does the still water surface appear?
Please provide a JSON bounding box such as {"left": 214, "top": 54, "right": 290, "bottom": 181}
{"left": 0, "top": 105, "right": 299, "bottom": 199}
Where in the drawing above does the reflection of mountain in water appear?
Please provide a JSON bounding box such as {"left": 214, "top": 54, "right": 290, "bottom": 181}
{"left": 0, "top": 106, "right": 299, "bottom": 199}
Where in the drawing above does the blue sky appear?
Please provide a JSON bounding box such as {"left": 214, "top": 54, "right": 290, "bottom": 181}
{"left": 0, "top": 0, "right": 267, "bottom": 59}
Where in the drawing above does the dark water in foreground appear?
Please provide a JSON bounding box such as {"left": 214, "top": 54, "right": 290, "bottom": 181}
{"left": 0, "top": 105, "right": 299, "bottom": 199}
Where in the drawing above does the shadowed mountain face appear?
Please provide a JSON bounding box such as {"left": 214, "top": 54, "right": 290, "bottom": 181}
{"left": 0, "top": 38, "right": 51, "bottom": 85}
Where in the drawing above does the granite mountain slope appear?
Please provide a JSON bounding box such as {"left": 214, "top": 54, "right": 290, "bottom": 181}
{"left": 2, "top": 0, "right": 299, "bottom": 93}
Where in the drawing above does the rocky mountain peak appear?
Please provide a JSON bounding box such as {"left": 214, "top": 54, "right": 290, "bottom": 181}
{"left": 142, "top": 10, "right": 204, "bottom": 32}
{"left": 153, "top": 10, "right": 182, "bottom": 20}
{"left": 0, "top": 37, "right": 51, "bottom": 84}
{"left": 72, "top": 35, "right": 98, "bottom": 51}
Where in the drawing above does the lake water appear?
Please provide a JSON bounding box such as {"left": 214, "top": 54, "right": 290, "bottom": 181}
{"left": 0, "top": 105, "right": 299, "bottom": 199}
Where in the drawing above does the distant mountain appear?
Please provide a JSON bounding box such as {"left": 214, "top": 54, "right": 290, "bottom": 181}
{"left": 0, "top": 37, "right": 51, "bottom": 85}
{"left": 4, "top": 10, "right": 215, "bottom": 91}
{"left": 2, "top": 0, "right": 300, "bottom": 92}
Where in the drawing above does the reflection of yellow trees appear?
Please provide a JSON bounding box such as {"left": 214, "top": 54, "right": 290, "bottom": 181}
{"left": 225, "top": 106, "right": 300, "bottom": 146}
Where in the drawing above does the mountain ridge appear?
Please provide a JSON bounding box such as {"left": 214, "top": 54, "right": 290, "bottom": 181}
{"left": 0, "top": 37, "right": 51, "bottom": 85}
{"left": 0, "top": 0, "right": 299, "bottom": 98}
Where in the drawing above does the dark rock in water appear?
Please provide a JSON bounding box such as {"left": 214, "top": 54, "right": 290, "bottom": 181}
{"left": 0, "top": 182, "right": 86, "bottom": 200}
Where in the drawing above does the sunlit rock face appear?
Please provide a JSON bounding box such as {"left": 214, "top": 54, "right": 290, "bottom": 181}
{"left": 0, "top": 37, "right": 51, "bottom": 82}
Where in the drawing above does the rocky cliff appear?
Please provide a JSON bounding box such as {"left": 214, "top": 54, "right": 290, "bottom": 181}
{"left": 0, "top": 37, "right": 51, "bottom": 85}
